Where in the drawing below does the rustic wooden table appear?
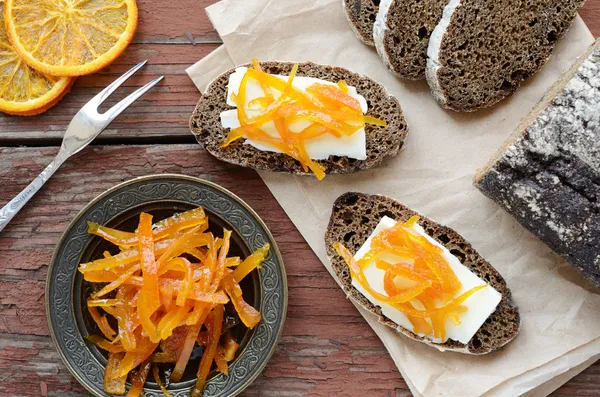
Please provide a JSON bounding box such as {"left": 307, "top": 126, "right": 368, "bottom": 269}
{"left": 0, "top": 1, "right": 598, "bottom": 396}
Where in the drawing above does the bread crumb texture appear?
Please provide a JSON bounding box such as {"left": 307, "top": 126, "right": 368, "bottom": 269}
{"left": 476, "top": 46, "right": 600, "bottom": 287}
{"left": 378, "top": 0, "right": 447, "bottom": 79}
{"left": 343, "top": 0, "right": 380, "bottom": 46}
{"left": 432, "top": 0, "right": 584, "bottom": 111}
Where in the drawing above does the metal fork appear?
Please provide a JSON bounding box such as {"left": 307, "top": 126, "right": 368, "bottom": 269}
{"left": 0, "top": 61, "right": 164, "bottom": 232}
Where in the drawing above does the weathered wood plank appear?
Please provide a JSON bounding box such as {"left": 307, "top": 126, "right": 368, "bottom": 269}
{"left": 0, "top": 0, "right": 224, "bottom": 142}
{"left": 580, "top": 1, "right": 600, "bottom": 38}
{"left": 0, "top": 44, "right": 219, "bottom": 145}
{"left": 0, "top": 334, "right": 88, "bottom": 397}
{"left": 0, "top": 145, "right": 408, "bottom": 396}
{"left": 0, "top": 0, "right": 599, "bottom": 395}
{"left": 132, "top": 0, "right": 221, "bottom": 44}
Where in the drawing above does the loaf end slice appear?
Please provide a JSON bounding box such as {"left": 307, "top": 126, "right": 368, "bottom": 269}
{"left": 475, "top": 39, "right": 600, "bottom": 288}
{"left": 342, "top": 0, "right": 379, "bottom": 46}
{"left": 190, "top": 61, "right": 408, "bottom": 176}
{"left": 324, "top": 192, "right": 521, "bottom": 354}
{"left": 374, "top": 0, "right": 447, "bottom": 80}
{"left": 426, "top": 0, "right": 585, "bottom": 112}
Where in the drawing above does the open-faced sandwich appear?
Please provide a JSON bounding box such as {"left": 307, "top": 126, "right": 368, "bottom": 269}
{"left": 190, "top": 60, "right": 408, "bottom": 180}
{"left": 325, "top": 192, "right": 520, "bottom": 354}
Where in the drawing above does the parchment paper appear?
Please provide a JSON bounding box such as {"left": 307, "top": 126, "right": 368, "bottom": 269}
{"left": 187, "top": 1, "right": 600, "bottom": 395}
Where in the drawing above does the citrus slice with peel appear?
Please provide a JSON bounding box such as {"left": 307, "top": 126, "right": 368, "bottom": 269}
{"left": 0, "top": 1, "right": 74, "bottom": 116}
{"left": 4, "top": 0, "right": 138, "bottom": 77}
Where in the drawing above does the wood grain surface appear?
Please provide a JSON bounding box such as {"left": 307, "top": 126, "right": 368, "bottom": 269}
{"left": 0, "top": 1, "right": 599, "bottom": 396}
{"left": 0, "top": 146, "right": 405, "bottom": 397}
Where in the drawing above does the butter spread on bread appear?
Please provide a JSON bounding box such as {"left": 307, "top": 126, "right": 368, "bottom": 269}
{"left": 335, "top": 215, "right": 502, "bottom": 344}
{"left": 325, "top": 192, "right": 520, "bottom": 354}
{"left": 190, "top": 61, "right": 408, "bottom": 179}
{"left": 220, "top": 66, "right": 370, "bottom": 163}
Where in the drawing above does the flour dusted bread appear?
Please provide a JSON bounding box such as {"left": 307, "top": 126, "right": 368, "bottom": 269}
{"left": 475, "top": 39, "right": 600, "bottom": 288}
{"left": 190, "top": 61, "right": 408, "bottom": 176}
{"left": 324, "top": 192, "right": 520, "bottom": 354}
{"left": 426, "top": 0, "right": 585, "bottom": 112}
{"left": 342, "top": 0, "right": 379, "bottom": 46}
{"left": 374, "top": 0, "right": 447, "bottom": 80}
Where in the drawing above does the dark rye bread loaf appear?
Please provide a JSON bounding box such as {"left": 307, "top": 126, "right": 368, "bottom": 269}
{"left": 426, "top": 0, "right": 585, "bottom": 112}
{"left": 374, "top": 0, "right": 447, "bottom": 80}
{"left": 342, "top": 0, "right": 380, "bottom": 46}
{"left": 324, "top": 192, "right": 520, "bottom": 354}
{"left": 475, "top": 39, "right": 600, "bottom": 288}
{"left": 190, "top": 61, "right": 408, "bottom": 176}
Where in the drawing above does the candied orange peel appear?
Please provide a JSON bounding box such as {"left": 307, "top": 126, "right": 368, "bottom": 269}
{"left": 222, "top": 59, "right": 386, "bottom": 180}
{"left": 334, "top": 216, "right": 487, "bottom": 342}
{"left": 79, "top": 207, "right": 268, "bottom": 396}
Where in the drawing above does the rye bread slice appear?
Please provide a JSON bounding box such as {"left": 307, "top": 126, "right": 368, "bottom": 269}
{"left": 374, "top": 0, "right": 447, "bottom": 80}
{"left": 342, "top": 0, "right": 380, "bottom": 46}
{"left": 474, "top": 39, "right": 600, "bottom": 288}
{"left": 324, "top": 192, "right": 520, "bottom": 354}
{"left": 190, "top": 61, "right": 408, "bottom": 176}
{"left": 426, "top": 0, "right": 585, "bottom": 112}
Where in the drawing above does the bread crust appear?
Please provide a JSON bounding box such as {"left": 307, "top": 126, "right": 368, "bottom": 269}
{"left": 324, "top": 192, "right": 521, "bottom": 354}
{"left": 190, "top": 61, "right": 409, "bottom": 176}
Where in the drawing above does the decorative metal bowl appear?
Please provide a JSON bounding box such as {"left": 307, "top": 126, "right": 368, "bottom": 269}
{"left": 46, "top": 174, "right": 287, "bottom": 397}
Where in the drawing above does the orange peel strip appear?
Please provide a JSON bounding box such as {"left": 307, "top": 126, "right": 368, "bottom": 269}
{"left": 333, "top": 215, "right": 491, "bottom": 343}
{"left": 191, "top": 305, "right": 224, "bottom": 397}
{"left": 88, "top": 306, "right": 117, "bottom": 340}
{"left": 78, "top": 208, "right": 266, "bottom": 395}
{"left": 221, "top": 60, "right": 386, "bottom": 180}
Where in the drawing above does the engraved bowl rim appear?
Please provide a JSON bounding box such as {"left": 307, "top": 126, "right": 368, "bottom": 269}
{"left": 45, "top": 174, "right": 288, "bottom": 397}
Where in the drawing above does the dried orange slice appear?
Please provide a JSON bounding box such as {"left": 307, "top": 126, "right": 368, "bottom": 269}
{"left": 0, "top": 1, "right": 74, "bottom": 116}
{"left": 4, "top": 0, "right": 138, "bottom": 77}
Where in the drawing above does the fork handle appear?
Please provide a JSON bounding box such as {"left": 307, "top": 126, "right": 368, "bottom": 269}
{"left": 0, "top": 151, "right": 68, "bottom": 233}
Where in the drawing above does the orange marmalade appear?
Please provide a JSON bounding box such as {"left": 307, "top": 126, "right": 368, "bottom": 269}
{"left": 334, "top": 216, "right": 487, "bottom": 342}
{"left": 222, "top": 60, "right": 386, "bottom": 180}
